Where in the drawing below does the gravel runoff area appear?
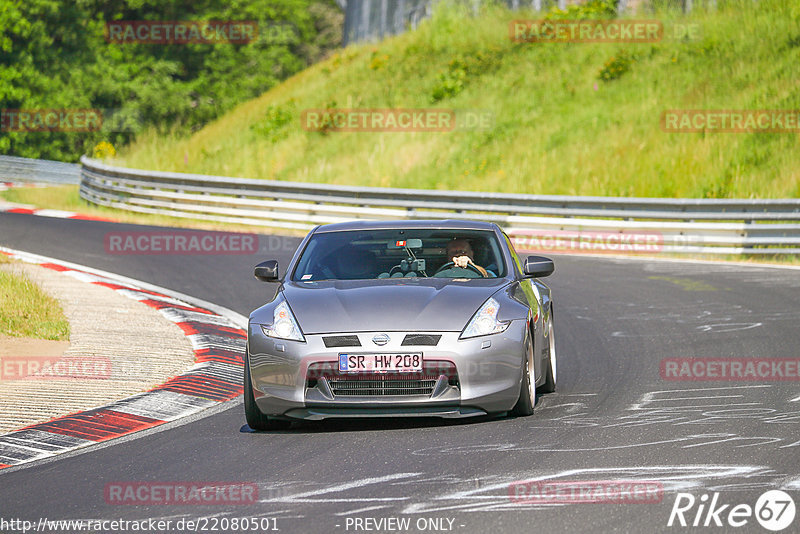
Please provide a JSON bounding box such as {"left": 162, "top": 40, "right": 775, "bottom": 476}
{"left": 0, "top": 261, "right": 196, "bottom": 434}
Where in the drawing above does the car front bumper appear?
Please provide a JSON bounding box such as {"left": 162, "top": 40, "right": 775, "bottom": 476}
{"left": 246, "top": 320, "right": 528, "bottom": 420}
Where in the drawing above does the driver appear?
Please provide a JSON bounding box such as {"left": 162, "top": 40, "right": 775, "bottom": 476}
{"left": 446, "top": 239, "right": 488, "bottom": 278}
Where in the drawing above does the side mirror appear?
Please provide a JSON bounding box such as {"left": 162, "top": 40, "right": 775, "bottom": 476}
{"left": 523, "top": 256, "right": 554, "bottom": 278}
{"left": 254, "top": 260, "right": 279, "bottom": 282}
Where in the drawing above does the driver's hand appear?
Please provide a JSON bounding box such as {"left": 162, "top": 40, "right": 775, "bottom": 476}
{"left": 452, "top": 255, "right": 470, "bottom": 268}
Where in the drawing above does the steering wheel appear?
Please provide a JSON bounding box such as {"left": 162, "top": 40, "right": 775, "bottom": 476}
{"left": 433, "top": 261, "right": 484, "bottom": 277}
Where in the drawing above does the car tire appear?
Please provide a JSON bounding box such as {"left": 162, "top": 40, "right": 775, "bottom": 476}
{"left": 511, "top": 335, "right": 535, "bottom": 416}
{"left": 244, "top": 355, "right": 291, "bottom": 431}
{"left": 539, "top": 307, "right": 557, "bottom": 394}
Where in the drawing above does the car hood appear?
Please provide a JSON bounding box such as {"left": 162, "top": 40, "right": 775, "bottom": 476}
{"left": 281, "top": 278, "right": 509, "bottom": 334}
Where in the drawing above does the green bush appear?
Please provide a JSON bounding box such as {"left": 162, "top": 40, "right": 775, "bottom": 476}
{"left": 0, "top": 0, "right": 343, "bottom": 162}
{"left": 431, "top": 59, "right": 468, "bottom": 102}
{"left": 544, "top": 0, "right": 618, "bottom": 20}
{"left": 598, "top": 50, "right": 634, "bottom": 81}
{"left": 251, "top": 103, "right": 296, "bottom": 143}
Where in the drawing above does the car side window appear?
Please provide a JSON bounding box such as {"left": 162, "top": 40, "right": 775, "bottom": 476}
{"left": 504, "top": 233, "right": 524, "bottom": 277}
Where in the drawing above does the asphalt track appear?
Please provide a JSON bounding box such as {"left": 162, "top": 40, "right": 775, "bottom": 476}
{"left": 1, "top": 211, "right": 800, "bottom": 533}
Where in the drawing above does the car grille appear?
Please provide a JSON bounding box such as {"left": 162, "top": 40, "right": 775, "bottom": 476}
{"left": 329, "top": 375, "right": 439, "bottom": 396}
{"left": 401, "top": 334, "right": 441, "bottom": 346}
{"left": 307, "top": 361, "right": 458, "bottom": 397}
{"left": 322, "top": 335, "right": 361, "bottom": 348}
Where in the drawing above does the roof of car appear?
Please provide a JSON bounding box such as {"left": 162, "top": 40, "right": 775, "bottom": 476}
{"left": 313, "top": 219, "right": 500, "bottom": 233}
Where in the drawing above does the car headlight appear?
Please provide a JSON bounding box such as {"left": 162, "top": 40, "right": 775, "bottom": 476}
{"left": 261, "top": 300, "right": 305, "bottom": 342}
{"left": 460, "top": 297, "right": 510, "bottom": 339}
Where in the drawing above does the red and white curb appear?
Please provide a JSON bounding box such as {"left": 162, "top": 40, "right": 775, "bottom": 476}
{"left": 0, "top": 247, "right": 248, "bottom": 471}
{"left": 0, "top": 182, "right": 113, "bottom": 221}
{"left": 0, "top": 182, "right": 48, "bottom": 191}
{"left": 0, "top": 205, "right": 111, "bottom": 221}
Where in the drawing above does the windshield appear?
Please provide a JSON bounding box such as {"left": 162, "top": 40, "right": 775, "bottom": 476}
{"left": 292, "top": 229, "right": 506, "bottom": 281}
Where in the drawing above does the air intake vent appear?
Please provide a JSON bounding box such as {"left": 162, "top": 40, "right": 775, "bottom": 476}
{"left": 306, "top": 361, "right": 458, "bottom": 397}
{"left": 401, "top": 334, "right": 442, "bottom": 346}
{"left": 323, "top": 335, "right": 361, "bottom": 348}
{"left": 329, "top": 375, "right": 439, "bottom": 396}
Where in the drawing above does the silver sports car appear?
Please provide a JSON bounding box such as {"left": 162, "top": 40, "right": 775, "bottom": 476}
{"left": 245, "top": 220, "right": 556, "bottom": 430}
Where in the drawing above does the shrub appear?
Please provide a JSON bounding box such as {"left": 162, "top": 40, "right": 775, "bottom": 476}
{"left": 598, "top": 50, "right": 634, "bottom": 81}
{"left": 93, "top": 141, "right": 116, "bottom": 159}
{"left": 545, "top": 0, "right": 618, "bottom": 21}
{"left": 251, "top": 103, "right": 295, "bottom": 143}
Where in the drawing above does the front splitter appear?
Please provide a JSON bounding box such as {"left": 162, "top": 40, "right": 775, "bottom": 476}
{"left": 284, "top": 406, "right": 487, "bottom": 420}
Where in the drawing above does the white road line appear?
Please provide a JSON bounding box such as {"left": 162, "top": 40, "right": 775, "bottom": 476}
{"left": 272, "top": 473, "right": 421, "bottom": 502}
{"left": 662, "top": 395, "right": 752, "bottom": 401}
{"left": 790, "top": 395, "right": 800, "bottom": 402}
{"left": 334, "top": 505, "right": 391, "bottom": 516}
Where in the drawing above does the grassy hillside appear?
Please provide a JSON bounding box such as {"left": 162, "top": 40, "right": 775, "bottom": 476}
{"left": 115, "top": 0, "right": 800, "bottom": 198}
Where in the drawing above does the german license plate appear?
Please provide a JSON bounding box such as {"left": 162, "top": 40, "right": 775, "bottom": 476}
{"left": 338, "top": 353, "right": 423, "bottom": 373}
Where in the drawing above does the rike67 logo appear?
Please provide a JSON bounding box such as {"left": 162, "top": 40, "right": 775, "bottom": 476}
{"left": 668, "top": 490, "right": 796, "bottom": 531}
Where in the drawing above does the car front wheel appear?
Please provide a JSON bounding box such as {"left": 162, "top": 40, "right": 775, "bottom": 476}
{"left": 511, "top": 335, "right": 536, "bottom": 416}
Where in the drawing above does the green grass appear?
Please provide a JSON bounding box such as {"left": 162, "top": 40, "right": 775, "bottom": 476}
{"left": 112, "top": 0, "right": 800, "bottom": 198}
{"left": 3, "top": 186, "right": 89, "bottom": 214}
{"left": 0, "top": 260, "right": 70, "bottom": 340}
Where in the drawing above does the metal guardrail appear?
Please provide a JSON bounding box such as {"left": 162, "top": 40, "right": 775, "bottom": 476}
{"left": 0, "top": 155, "right": 81, "bottom": 185}
{"left": 79, "top": 156, "right": 800, "bottom": 255}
